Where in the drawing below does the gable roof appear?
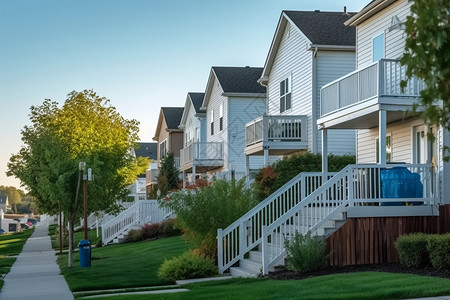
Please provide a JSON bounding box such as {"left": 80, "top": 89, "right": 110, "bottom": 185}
{"left": 135, "top": 142, "right": 157, "bottom": 160}
{"left": 202, "top": 66, "right": 266, "bottom": 108}
{"left": 284, "top": 10, "right": 356, "bottom": 46}
{"left": 260, "top": 10, "right": 356, "bottom": 84}
{"left": 0, "top": 195, "right": 7, "bottom": 205}
{"left": 153, "top": 107, "right": 184, "bottom": 141}
{"left": 179, "top": 92, "right": 206, "bottom": 129}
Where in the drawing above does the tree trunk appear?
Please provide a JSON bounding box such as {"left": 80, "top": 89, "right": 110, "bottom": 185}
{"left": 68, "top": 218, "right": 73, "bottom": 268}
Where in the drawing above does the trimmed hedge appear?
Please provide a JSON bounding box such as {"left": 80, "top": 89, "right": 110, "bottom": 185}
{"left": 395, "top": 233, "right": 429, "bottom": 268}
{"left": 395, "top": 233, "right": 450, "bottom": 269}
{"left": 427, "top": 234, "right": 450, "bottom": 269}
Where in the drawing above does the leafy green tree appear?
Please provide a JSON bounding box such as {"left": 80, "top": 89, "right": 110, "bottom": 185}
{"left": 157, "top": 152, "right": 179, "bottom": 196}
{"left": 401, "top": 0, "right": 450, "bottom": 158}
{"left": 7, "top": 90, "right": 148, "bottom": 266}
{"left": 0, "top": 186, "right": 23, "bottom": 212}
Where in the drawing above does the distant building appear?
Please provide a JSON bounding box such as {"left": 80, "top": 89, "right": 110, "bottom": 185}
{"left": 129, "top": 142, "right": 158, "bottom": 201}
{"left": 0, "top": 195, "right": 9, "bottom": 213}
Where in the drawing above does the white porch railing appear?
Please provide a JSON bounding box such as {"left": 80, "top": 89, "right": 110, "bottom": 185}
{"left": 180, "top": 142, "right": 223, "bottom": 166}
{"left": 321, "top": 59, "right": 426, "bottom": 116}
{"left": 217, "top": 172, "right": 335, "bottom": 274}
{"left": 101, "top": 200, "right": 174, "bottom": 245}
{"left": 245, "top": 115, "right": 308, "bottom": 146}
{"left": 261, "top": 164, "right": 436, "bottom": 274}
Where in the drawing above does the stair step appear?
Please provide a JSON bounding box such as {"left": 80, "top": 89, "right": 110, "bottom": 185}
{"left": 240, "top": 259, "right": 262, "bottom": 274}
{"left": 249, "top": 251, "right": 262, "bottom": 263}
{"left": 230, "top": 266, "right": 259, "bottom": 278}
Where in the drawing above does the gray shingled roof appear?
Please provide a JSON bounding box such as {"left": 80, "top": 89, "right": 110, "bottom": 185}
{"left": 161, "top": 107, "right": 184, "bottom": 130}
{"left": 284, "top": 10, "right": 356, "bottom": 46}
{"left": 188, "top": 92, "right": 206, "bottom": 113}
{"left": 135, "top": 142, "right": 157, "bottom": 160}
{"left": 212, "top": 67, "right": 266, "bottom": 94}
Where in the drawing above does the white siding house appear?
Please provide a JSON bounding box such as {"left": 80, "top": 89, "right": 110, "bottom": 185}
{"left": 202, "top": 66, "right": 267, "bottom": 177}
{"left": 245, "top": 10, "right": 357, "bottom": 165}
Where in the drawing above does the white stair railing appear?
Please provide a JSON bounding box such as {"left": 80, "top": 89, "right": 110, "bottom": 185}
{"left": 261, "top": 163, "right": 435, "bottom": 274}
{"left": 217, "top": 172, "right": 335, "bottom": 274}
{"left": 101, "top": 200, "right": 174, "bottom": 245}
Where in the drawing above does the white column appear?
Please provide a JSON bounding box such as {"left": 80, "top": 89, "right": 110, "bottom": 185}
{"left": 192, "top": 164, "right": 196, "bottom": 185}
{"left": 379, "top": 109, "right": 387, "bottom": 165}
{"left": 322, "top": 129, "right": 328, "bottom": 174}
{"left": 263, "top": 147, "right": 269, "bottom": 167}
{"left": 182, "top": 171, "right": 186, "bottom": 189}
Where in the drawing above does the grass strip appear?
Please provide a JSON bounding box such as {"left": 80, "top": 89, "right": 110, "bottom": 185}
{"left": 58, "top": 235, "right": 192, "bottom": 292}
{"left": 73, "top": 285, "right": 181, "bottom": 298}
{"left": 92, "top": 272, "right": 450, "bottom": 300}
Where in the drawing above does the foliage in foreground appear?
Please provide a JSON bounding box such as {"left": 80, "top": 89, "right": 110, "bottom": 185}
{"left": 254, "top": 153, "right": 355, "bottom": 201}
{"left": 402, "top": 0, "right": 450, "bottom": 145}
{"left": 284, "top": 231, "right": 330, "bottom": 273}
{"left": 157, "top": 251, "right": 217, "bottom": 281}
{"left": 162, "top": 179, "right": 258, "bottom": 258}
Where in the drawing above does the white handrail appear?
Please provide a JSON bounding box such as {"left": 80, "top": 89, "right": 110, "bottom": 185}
{"left": 101, "top": 200, "right": 174, "bottom": 245}
{"left": 261, "top": 163, "right": 436, "bottom": 274}
{"left": 217, "top": 171, "right": 335, "bottom": 273}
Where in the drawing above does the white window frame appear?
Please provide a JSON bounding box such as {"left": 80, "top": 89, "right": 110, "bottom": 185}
{"left": 219, "top": 103, "right": 224, "bottom": 131}
{"left": 160, "top": 139, "right": 168, "bottom": 159}
{"left": 210, "top": 110, "right": 214, "bottom": 136}
{"left": 372, "top": 32, "right": 385, "bottom": 62}
{"left": 375, "top": 133, "right": 392, "bottom": 163}
{"left": 279, "top": 75, "right": 292, "bottom": 113}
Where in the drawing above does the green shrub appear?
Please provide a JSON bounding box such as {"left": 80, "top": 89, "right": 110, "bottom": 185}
{"left": 162, "top": 178, "right": 257, "bottom": 258}
{"left": 395, "top": 233, "right": 429, "bottom": 268}
{"left": 141, "top": 223, "right": 159, "bottom": 240}
{"left": 158, "top": 218, "right": 182, "bottom": 237}
{"left": 426, "top": 234, "right": 450, "bottom": 269}
{"left": 253, "top": 153, "right": 355, "bottom": 201}
{"left": 284, "top": 231, "right": 330, "bottom": 273}
{"left": 157, "top": 251, "right": 217, "bottom": 281}
{"left": 124, "top": 229, "right": 143, "bottom": 243}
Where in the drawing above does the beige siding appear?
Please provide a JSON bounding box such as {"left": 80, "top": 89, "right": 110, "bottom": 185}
{"left": 156, "top": 119, "right": 170, "bottom": 167}
{"left": 356, "top": 118, "right": 424, "bottom": 164}
{"left": 267, "top": 20, "right": 314, "bottom": 152}
{"left": 356, "top": 0, "right": 411, "bottom": 68}
{"left": 170, "top": 132, "right": 183, "bottom": 158}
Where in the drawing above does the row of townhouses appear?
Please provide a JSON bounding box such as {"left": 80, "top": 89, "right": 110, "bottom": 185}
{"left": 137, "top": 0, "right": 449, "bottom": 277}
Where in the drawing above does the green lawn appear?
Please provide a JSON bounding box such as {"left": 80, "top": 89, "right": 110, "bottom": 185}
{"left": 99, "top": 272, "right": 450, "bottom": 300}
{"left": 58, "top": 236, "right": 192, "bottom": 292}
{"left": 49, "top": 224, "right": 102, "bottom": 250}
{"left": 0, "top": 228, "right": 35, "bottom": 290}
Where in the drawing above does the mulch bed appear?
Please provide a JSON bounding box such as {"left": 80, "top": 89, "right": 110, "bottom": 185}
{"left": 267, "top": 263, "right": 450, "bottom": 280}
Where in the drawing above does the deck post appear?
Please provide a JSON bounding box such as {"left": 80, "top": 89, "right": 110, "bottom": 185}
{"left": 379, "top": 109, "right": 387, "bottom": 164}
{"left": 217, "top": 228, "right": 224, "bottom": 274}
{"left": 264, "top": 146, "right": 269, "bottom": 167}
{"left": 262, "top": 225, "right": 269, "bottom": 275}
{"left": 245, "top": 155, "right": 250, "bottom": 176}
{"left": 322, "top": 129, "right": 328, "bottom": 175}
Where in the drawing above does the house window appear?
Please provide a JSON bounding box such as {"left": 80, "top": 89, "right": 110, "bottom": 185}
{"left": 219, "top": 103, "right": 223, "bottom": 131}
{"left": 280, "top": 76, "right": 291, "bottom": 113}
{"left": 376, "top": 135, "right": 391, "bottom": 163}
{"left": 160, "top": 139, "right": 167, "bottom": 159}
{"left": 373, "top": 33, "right": 385, "bottom": 62}
{"left": 210, "top": 110, "right": 214, "bottom": 136}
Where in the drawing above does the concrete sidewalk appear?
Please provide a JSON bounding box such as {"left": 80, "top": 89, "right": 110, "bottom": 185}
{"left": 0, "top": 222, "right": 73, "bottom": 300}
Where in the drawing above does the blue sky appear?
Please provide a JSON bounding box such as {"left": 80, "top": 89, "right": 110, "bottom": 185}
{"left": 0, "top": 0, "right": 367, "bottom": 189}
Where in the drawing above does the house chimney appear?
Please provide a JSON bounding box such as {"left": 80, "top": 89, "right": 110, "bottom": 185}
{"left": 344, "top": 6, "right": 348, "bottom": 15}
{"left": 245, "top": 66, "right": 250, "bottom": 68}
{"left": 314, "top": 10, "right": 320, "bottom": 12}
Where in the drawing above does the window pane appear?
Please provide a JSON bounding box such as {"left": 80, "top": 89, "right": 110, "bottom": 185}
{"left": 280, "top": 80, "right": 285, "bottom": 96}
{"left": 286, "top": 93, "right": 291, "bottom": 110}
{"left": 373, "top": 33, "right": 385, "bottom": 62}
{"left": 280, "top": 96, "right": 285, "bottom": 113}
{"left": 285, "top": 77, "right": 290, "bottom": 93}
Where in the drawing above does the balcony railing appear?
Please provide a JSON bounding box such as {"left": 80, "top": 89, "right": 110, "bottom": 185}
{"left": 321, "top": 59, "right": 426, "bottom": 116}
{"left": 245, "top": 115, "right": 307, "bottom": 146}
{"left": 180, "top": 142, "right": 223, "bottom": 166}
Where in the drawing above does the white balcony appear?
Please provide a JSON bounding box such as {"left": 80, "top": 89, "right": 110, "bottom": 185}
{"left": 245, "top": 115, "right": 308, "bottom": 156}
{"left": 179, "top": 142, "right": 224, "bottom": 173}
{"left": 319, "top": 59, "right": 426, "bottom": 130}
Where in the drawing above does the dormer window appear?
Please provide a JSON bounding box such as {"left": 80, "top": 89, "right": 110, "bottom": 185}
{"left": 280, "top": 76, "right": 291, "bottom": 113}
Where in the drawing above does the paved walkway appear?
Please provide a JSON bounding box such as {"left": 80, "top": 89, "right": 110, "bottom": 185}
{"left": 0, "top": 222, "right": 73, "bottom": 300}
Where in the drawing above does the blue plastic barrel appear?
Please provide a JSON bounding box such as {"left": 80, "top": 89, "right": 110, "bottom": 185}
{"left": 78, "top": 240, "right": 91, "bottom": 267}
{"left": 380, "top": 167, "right": 423, "bottom": 206}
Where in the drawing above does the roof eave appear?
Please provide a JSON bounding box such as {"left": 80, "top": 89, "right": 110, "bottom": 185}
{"left": 345, "top": 0, "right": 397, "bottom": 26}
{"left": 221, "top": 92, "right": 266, "bottom": 98}
{"left": 309, "top": 44, "right": 356, "bottom": 51}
